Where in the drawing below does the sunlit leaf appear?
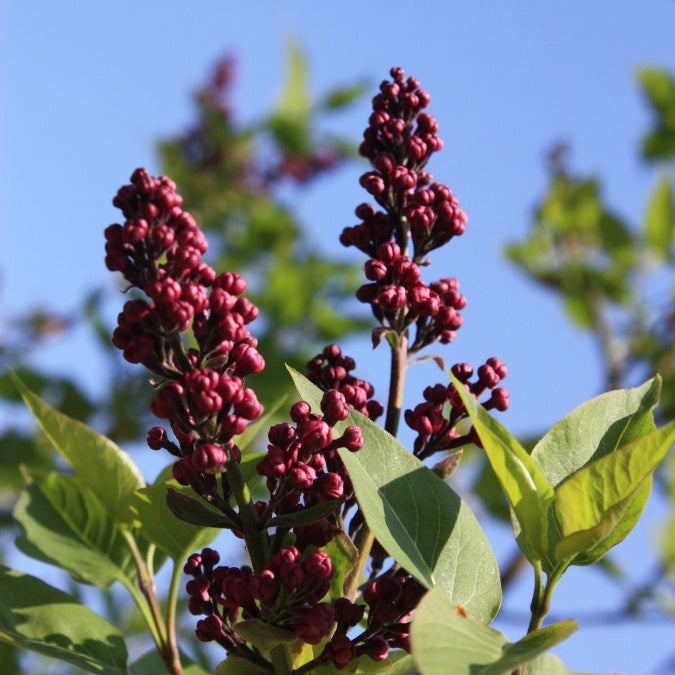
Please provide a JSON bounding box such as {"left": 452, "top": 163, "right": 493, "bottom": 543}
{"left": 449, "top": 372, "right": 554, "bottom": 563}
{"left": 644, "top": 175, "right": 675, "bottom": 260}
{"left": 9, "top": 371, "right": 144, "bottom": 522}
{"left": 553, "top": 420, "right": 675, "bottom": 561}
{"left": 411, "top": 585, "right": 576, "bottom": 675}
{"left": 14, "top": 470, "right": 142, "bottom": 588}
{"left": 288, "top": 367, "right": 501, "bottom": 624}
{"left": 0, "top": 566, "right": 127, "bottom": 673}
{"left": 131, "top": 470, "right": 219, "bottom": 560}
{"left": 322, "top": 532, "right": 358, "bottom": 600}
{"left": 532, "top": 376, "right": 662, "bottom": 568}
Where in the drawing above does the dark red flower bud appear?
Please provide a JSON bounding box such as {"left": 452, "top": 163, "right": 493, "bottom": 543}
{"left": 365, "top": 635, "right": 389, "bottom": 662}
{"left": 321, "top": 389, "right": 350, "bottom": 426}
{"left": 324, "top": 632, "right": 354, "bottom": 670}
{"left": 299, "top": 419, "right": 333, "bottom": 451}
{"left": 290, "top": 400, "right": 312, "bottom": 423}
{"left": 288, "top": 461, "right": 316, "bottom": 489}
{"left": 303, "top": 550, "right": 333, "bottom": 581}
{"left": 317, "top": 472, "right": 344, "bottom": 499}
{"left": 486, "top": 388, "right": 510, "bottom": 412}
{"left": 338, "top": 426, "right": 363, "bottom": 452}
{"left": 147, "top": 426, "right": 166, "bottom": 450}
{"left": 295, "top": 603, "right": 334, "bottom": 644}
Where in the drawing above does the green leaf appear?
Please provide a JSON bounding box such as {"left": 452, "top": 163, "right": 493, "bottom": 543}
{"left": 288, "top": 367, "right": 501, "bottom": 624}
{"left": 268, "top": 499, "right": 340, "bottom": 527}
{"left": 269, "top": 41, "right": 310, "bottom": 153}
{"left": 165, "top": 487, "right": 241, "bottom": 530}
{"left": 129, "top": 648, "right": 209, "bottom": 675}
{"left": 644, "top": 175, "right": 675, "bottom": 260}
{"left": 0, "top": 566, "right": 128, "bottom": 673}
{"left": 554, "top": 420, "right": 675, "bottom": 561}
{"left": 523, "top": 654, "right": 593, "bottom": 675}
{"left": 131, "top": 471, "right": 220, "bottom": 560}
{"left": 562, "top": 292, "right": 596, "bottom": 329}
{"left": 411, "top": 586, "right": 576, "bottom": 675}
{"left": 532, "top": 376, "right": 661, "bottom": 487}
{"left": 639, "top": 68, "right": 675, "bottom": 115}
{"left": 319, "top": 81, "right": 369, "bottom": 110}
{"left": 214, "top": 655, "right": 271, "bottom": 675}
{"left": 322, "top": 532, "right": 358, "bottom": 600}
{"left": 233, "top": 619, "right": 296, "bottom": 648}
{"left": 8, "top": 370, "right": 144, "bottom": 522}
{"left": 449, "top": 372, "right": 555, "bottom": 563}
{"left": 532, "top": 376, "right": 662, "bottom": 568}
{"left": 14, "top": 470, "right": 144, "bottom": 588}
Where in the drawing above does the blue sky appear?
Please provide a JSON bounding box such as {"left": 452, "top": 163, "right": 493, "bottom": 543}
{"left": 2, "top": 2, "right": 675, "bottom": 673}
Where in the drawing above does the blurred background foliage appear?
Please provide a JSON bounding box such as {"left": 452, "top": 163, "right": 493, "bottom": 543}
{"left": 1, "top": 47, "right": 674, "bottom": 673}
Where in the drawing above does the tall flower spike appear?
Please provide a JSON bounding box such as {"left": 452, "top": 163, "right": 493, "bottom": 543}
{"left": 340, "top": 68, "right": 469, "bottom": 352}
{"left": 106, "top": 169, "right": 265, "bottom": 493}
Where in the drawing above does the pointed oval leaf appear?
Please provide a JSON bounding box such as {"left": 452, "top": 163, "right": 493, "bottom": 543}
{"left": 0, "top": 566, "right": 128, "bottom": 673}
{"left": 288, "top": 367, "right": 501, "bottom": 624}
{"left": 523, "top": 654, "right": 594, "bottom": 675}
{"left": 268, "top": 499, "right": 340, "bottom": 527}
{"left": 411, "top": 586, "right": 576, "bottom": 675}
{"left": 569, "top": 477, "right": 651, "bottom": 566}
{"left": 14, "top": 470, "right": 142, "bottom": 588}
{"left": 553, "top": 420, "right": 675, "bottom": 561}
{"left": 645, "top": 175, "right": 675, "bottom": 260}
{"left": 9, "top": 370, "right": 144, "bottom": 522}
{"left": 322, "top": 531, "right": 358, "bottom": 600}
{"left": 532, "top": 376, "right": 661, "bottom": 487}
{"left": 214, "top": 655, "right": 271, "bottom": 675}
{"left": 532, "top": 376, "right": 662, "bottom": 570}
{"left": 449, "top": 372, "right": 554, "bottom": 563}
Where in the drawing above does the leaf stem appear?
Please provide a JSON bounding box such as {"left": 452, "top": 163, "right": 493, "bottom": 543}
{"left": 346, "top": 333, "right": 409, "bottom": 600}
{"left": 165, "top": 558, "right": 185, "bottom": 675}
{"left": 225, "top": 457, "right": 270, "bottom": 572}
{"left": 122, "top": 531, "right": 184, "bottom": 675}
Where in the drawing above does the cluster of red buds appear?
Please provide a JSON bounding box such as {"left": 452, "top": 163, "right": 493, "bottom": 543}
{"left": 105, "top": 169, "right": 265, "bottom": 501}
{"left": 184, "top": 546, "right": 425, "bottom": 669}
{"left": 340, "top": 67, "right": 469, "bottom": 352}
{"left": 105, "top": 170, "right": 410, "bottom": 669}
{"left": 306, "top": 343, "right": 385, "bottom": 422}
{"left": 106, "top": 66, "right": 512, "bottom": 673}
{"left": 405, "top": 359, "right": 509, "bottom": 460}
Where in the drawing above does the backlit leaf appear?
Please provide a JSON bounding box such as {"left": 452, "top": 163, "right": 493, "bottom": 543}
{"left": 411, "top": 585, "right": 576, "bottom": 675}
{"left": 449, "top": 372, "right": 554, "bottom": 563}
{"left": 288, "top": 367, "right": 501, "bottom": 624}
{"left": 0, "top": 566, "right": 127, "bottom": 673}
{"left": 9, "top": 370, "right": 143, "bottom": 522}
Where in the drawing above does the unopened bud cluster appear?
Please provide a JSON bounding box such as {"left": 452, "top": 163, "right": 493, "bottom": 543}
{"left": 105, "top": 169, "right": 265, "bottom": 497}
{"left": 340, "top": 67, "right": 469, "bottom": 351}
{"left": 106, "top": 66, "right": 513, "bottom": 673}
{"left": 406, "top": 359, "right": 509, "bottom": 459}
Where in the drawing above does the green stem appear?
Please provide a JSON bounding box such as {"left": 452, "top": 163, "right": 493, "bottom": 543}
{"left": 123, "top": 531, "right": 184, "bottom": 675}
{"left": 526, "top": 560, "right": 545, "bottom": 634}
{"left": 225, "top": 457, "right": 269, "bottom": 572}
{"left": 384, "top": 334, "right": 408, "bottom": 438}
{"left": 346, "top": 333, "right": 409, "bottom": 600}
{"left": 121, "top": 532, "right": 165, "bottom": 650}
{"left": 165, "top": 558, "right": 185, "bottom": 674}
{"left": 344, "top": 526, "right": 376, "bottom": 602}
